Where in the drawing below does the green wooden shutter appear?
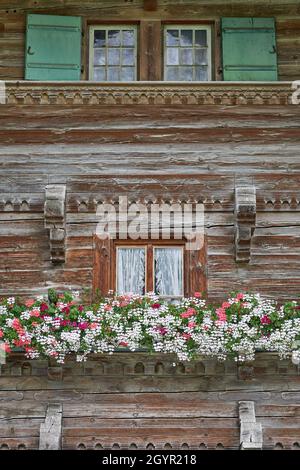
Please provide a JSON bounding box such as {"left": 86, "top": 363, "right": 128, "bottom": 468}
{"left": 222, "top": 18, "right": 278, "bottom": 81}
{"left": 25, "top": 14, "right": 81, "bottom": 80}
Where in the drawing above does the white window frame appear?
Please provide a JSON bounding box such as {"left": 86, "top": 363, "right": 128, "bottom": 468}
{"left": 163, "top": 24, "right": 212, "bottom": 81}
{"left": 89, "top": 25, "right": 138, "bottom": 81}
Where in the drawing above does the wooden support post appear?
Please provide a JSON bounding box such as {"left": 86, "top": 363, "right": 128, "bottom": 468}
{"left": 39, "top": 403, "right": 62, "bottom": 450}
{"left": 239, "top": 401, "right": 263, "bottom": 450}
{"left": 44, "top": 184, "right": 66, "bottom": 263}
{"left": 235, "top": 185, "right": 256, "bottom": 263}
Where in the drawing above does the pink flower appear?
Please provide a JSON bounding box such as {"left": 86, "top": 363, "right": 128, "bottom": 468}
{"left": 0, "top": 343, "right": 11, "bottom": 353}
{"left": 182, "top": 333, "right": 191, "bottom": 340}
{"left": 180, "top": 307, "right": 196, "bottom": 319}
{"left": 119, "top": 341, "right": 128, "bottom": 347}
{"left": 78, "top": 322, "right": 89, "bottom": 330}
{"left": 30, "top": 309, "right": 40, "bottom": 318}
{"left": 261, "top": 315, "right": 271, "bottom": 325}
{"left": 104, "top": 305, "right": 112, "bottom": 311}
{"left": 119, "top": 301, "right": 129, "bottom": 307}
{"left": 187, "top": 321, "right": 197, "bottom": 329}
{"left": 151, "top": 303, "right": 161, "bottom": 309}
{"left": 222, "top": 302, "right": 231, "bottom": 309}
{"left": 12, "top": 318, "right": 21, "bottom": 330}
{"left": 194, "top": 292, "right": 202, "bottom": 298}
{"left": 0, "top": 329, "right": 3, "bottom": 338}
{"left": 216, "top": 308, "right": 227, "bottom": 322}
{"left": 25, "top": 299, "right": 35, "bottom": 308}
{"left": 90, "top": 323, "right": 98, "bottom": 329}
{"left": 236, "top": 293, "right": 244, "bottom": 301}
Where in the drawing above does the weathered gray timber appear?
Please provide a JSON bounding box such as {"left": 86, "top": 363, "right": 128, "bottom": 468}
{"left": 0, "top": 353, "right": 299, "bottom": 450}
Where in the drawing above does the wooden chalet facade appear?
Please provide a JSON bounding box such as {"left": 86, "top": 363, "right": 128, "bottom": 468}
{"left": 0, "top": 0, "right": 300, "bottom": 451}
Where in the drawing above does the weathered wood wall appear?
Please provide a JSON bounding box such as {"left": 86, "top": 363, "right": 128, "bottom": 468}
{"left": 0, "top": 82, "right": 300, "bottom": 300}
{"left": 0, "top": 0, "right": 300, "bottom": 81}
{"left": 0, "top": 353, "right": 299, "bottom": 450}
{"left": 0, "top": 0, "right": 299, "bottom": 301}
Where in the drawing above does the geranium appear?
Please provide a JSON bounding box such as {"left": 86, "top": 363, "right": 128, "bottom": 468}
{"left": 0, "top": 290, "right": 299, "bottom": 364}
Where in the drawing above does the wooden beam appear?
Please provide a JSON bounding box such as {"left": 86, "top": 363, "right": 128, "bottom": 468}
{"left": 39, "top": 403, "right": 62, "bottom": 450}
{"left": 139, "top": 20, "right": 162, "bottom": 80}
{"left": 239, "top": 401, "right": 263, "bottom": 450}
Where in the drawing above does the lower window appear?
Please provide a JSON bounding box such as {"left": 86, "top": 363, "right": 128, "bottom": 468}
{"left": 116, "top": 244, "right": 184, "bottom": 299}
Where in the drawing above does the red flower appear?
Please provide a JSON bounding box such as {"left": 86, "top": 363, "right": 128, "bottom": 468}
{"left": 78, "top": 305, "right": 84, "bottom": 312}
{"left": 62, "top": 306, "right": 70, "bottom": 315}
{"left": 194, "top": 292, "right": 202, "bottom": 298}
{"left": 151, "top": 303, "right": 161, "bottom": 309}
{"left": 119, "top": 341, "right": 128, "bottom": 347}
{"left": 40, "top": 303, "right": 49, "bottom": 312}
{"left": 261, "top": 315, "right": 271, "bottom": 325}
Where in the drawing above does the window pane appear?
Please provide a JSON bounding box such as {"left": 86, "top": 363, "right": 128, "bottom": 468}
{"left": 166, "top": 48, "right": 179, "bottom": 65}
{"left": 180, "top": 48, "right": 193, "bottom": 65}
{"left": 155, "top": 248, "right": 183, "bottom": 296}
{"left": 108, "top": 30, "right": 121, "bottom": 46}
{"left": 166, "top": 66, "right": 179, "bottom": 81}
{"left": 121, "top": 67, "right": 135, "bottom": 81}
{"left": 94, "top": 49, "right": 106, "bottom": 66}
{"left": 117, "top": 248, "right": 145, "bottom": 295}
{"left": 108, "top": 67, "right": 119, "bottom": 80}
{"left": 195, "top": 30, "right": 207, "bottom": 46}
{"left": 122, "top": 48, "right": 135, "bottom": 66}
{"left": 195, "top": 49, "right": 207, "bottom": 65}
{"left": 93, "top": 67, "right": 106, "bottom": 81}
{"left": 166, "top": 29, "right": 179, "bottom": 46}
{"left": 108, "top": 48, "right": 120, "bottom": 65}
{"left": 94, "top": 30, "right": 106, "bottom": 47}
{"left": 122, "top": 30, "right": 135, "bottom": 47}
{"left": 180, "top": 66, "right": 193, "bottom": 81}
{"left": 195, "top": 66, "right": 208, "bottom": 81}
{"left": 180, "top": 30, "right": 193, "bottom": 46}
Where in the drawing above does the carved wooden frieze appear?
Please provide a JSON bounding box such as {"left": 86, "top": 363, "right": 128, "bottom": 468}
{"left": 44, "top": 185, "right": 66, "bottom": 264}
{"left": 235, "top": 185, "right": 257, "bottom": 263}
{"left": 5, "top": 81, "right": 292, "bottom": 106}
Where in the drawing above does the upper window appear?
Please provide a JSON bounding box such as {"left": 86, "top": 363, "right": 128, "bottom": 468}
{"left": 164, "top": 25, "right": 212, "bottom": 81}
{"left": 89, "top": 25, "right": 138, "bottom": 81}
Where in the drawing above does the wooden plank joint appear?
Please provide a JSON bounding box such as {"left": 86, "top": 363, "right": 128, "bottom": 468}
{"left": 39, "top": 403, "right": 62, "bottom": 450}
{"left": 239, "top": 401, "right": 263, "bottom": 450}
{"left": 44, "top": 185, "right": 66, "bottom": 263}
{"left": 235, "top": 185, "right": 256, "bottom": 263}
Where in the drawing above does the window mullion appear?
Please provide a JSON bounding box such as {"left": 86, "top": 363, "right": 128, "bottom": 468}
{"left": 147, "top": 244, "right": 154, "bottom": 293}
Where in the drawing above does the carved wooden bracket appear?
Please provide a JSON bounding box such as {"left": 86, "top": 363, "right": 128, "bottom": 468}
{"left": 44, "top": 185, "right": 66, "bottom": 264}
{"left": 239, "top": 401, "right": 263, "bottom": 450}
{"left": 39, "top": 403, "right": 62, "bottom": 450}
{"left": 235, "top": 185, "right": 256, "bottom": 263}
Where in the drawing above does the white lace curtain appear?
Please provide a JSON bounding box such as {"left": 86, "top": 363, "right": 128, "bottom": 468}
{"left": 154, "top": 247, "right": 183, "bottom": 296}
{"left": 117, "top": 248, "right": 145, "bottom": 295}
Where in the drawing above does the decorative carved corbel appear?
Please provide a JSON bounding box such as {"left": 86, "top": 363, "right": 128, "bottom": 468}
{"left": 235, "top": 185, "right": 256, "bottom": 263}
{"left": 44, "top": 185, "right": 66, "bottom": 263}
{"left": 239, "top": 401, "right": 263, "bottom": 450}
